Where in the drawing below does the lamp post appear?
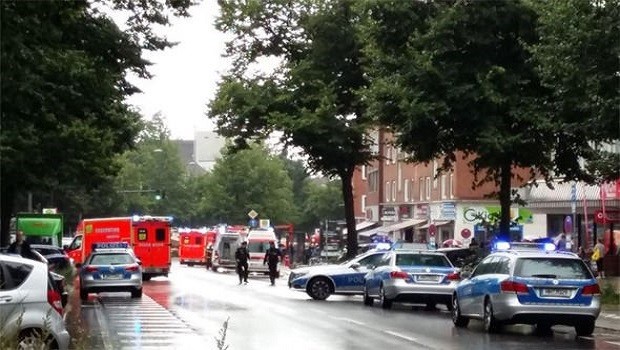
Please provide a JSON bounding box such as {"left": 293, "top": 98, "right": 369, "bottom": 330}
{"left": 153, "top": 148, "right": 164, "bottom": 214}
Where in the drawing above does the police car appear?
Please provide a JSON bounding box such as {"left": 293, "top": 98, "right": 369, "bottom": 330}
{"left": 288, "top": 246, "right": 389, "bottom": 300}
{"left": 79, "top": 242, "right": 143, "bottom": 301}
{"left": 451, "top": 242, "right": 601, "bottom": 336}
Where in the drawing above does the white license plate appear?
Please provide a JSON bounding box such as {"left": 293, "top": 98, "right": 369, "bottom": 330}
{"left": 416, "top": 275, "right": 438, "bottom": 282}
{"left": 102, "top": 274, "right": 123, "bottom": 280}
{"left": 541, "top": 288, "right": 571, "bottom": 297}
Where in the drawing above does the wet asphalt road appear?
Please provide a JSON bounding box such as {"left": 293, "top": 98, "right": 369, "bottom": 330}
{"left": 70, "top": 260, "right": 620, "bottom": 350}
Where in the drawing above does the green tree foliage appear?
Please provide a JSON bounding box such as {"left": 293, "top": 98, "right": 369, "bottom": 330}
{"left": 301, "top": 179, "right": 344, "bottom": 230}
{"left": 362, "top": 0, "right": 608, "bottom": 240}
{"left": 527, "top": 0, "right": 620, "bottom": 182}
{"left": 0, "top": 1, "right": 192, "bottom": 245}
{"left": 193, "top": 144, "right": 296, "bottom": 225}
{"left": 210, "top": 0, "right": 375, "bottom": 257}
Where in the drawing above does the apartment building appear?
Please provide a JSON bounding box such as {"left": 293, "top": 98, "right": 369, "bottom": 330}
{"left": 354, "top": 130, "right": 544, "bottom": 246}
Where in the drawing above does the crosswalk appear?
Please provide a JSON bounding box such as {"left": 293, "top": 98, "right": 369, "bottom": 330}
{"left": 96, "top": 295, "right": 208, "bottom": 349}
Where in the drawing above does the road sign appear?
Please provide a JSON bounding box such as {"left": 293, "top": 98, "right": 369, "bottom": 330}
{"left": 259, "top": 219, "right": 270, "bottom": 229}
{"left": 571, "top": 183, "right": 577, "bottom": 202}
{"left": 248, "top": 210, "right": 258, "bottom": 219}
{"left": 429, "top": 224, "right": 437, "bottom": 236}
{"left": 248, "top": 219, "right": 258, "bottom": 227}
{"left": 461, "top": 228, "right": 471, "bottom": 239}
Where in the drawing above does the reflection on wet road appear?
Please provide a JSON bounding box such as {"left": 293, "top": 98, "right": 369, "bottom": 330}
{"left": 71, "top": 261, "right": 620, "bottom": 350}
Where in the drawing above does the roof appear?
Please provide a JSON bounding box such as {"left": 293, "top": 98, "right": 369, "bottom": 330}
{"left": 342, "top": 221, "right": 378, "bottom": 235}
{"left": 517, "top": 181, "right": 620, "bottom": 208}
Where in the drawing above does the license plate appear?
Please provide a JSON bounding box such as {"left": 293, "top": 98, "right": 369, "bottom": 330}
{"left": 102, "top": 274, "right": 122, "bottom": 280}
{"left": 416, "top": 275, "right": 439, "bottom": 282}
{"left": 541, "top": 288, "right": 571, "bottom": 297}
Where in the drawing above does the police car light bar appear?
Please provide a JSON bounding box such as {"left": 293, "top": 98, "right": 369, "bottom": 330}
{"left": 92, "top": 242, "right": 130, "bottom": 251}
{"left": 494, "top": 241, "right": 511, "bottom": 251}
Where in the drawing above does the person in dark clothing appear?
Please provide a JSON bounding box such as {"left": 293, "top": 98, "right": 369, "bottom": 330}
{"left": 263, "top": 241, "right": 282, "bottom": 286}
{"left": 8, "top": 231, "right": 37, "bottom": 261}
{"left": 235, "top": 241, "right": 250, "bottom": 284}
{"left": 205, "top": 243, "right": 214, "bottom": 270}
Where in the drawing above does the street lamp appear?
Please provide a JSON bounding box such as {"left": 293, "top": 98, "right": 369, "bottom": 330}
{"left": 153, "top": 148, "right": 164, "bottom": 212}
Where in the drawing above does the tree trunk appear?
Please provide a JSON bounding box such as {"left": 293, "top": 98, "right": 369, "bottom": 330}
{"left": 498, "top": 160, "right": 512, "bottom": 242}
{"left": 340, "top": 167, "right": 357, "bottom": 259}
{"left": 0, "top": 182, "right": 15, "bottom": 247}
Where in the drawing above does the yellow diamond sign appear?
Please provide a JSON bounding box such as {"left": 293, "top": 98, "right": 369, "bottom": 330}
{"left": 248, "top": 210, "right": 258, "bottom": 219}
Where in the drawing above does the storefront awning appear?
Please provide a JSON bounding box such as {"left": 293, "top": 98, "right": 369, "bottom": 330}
{"left": 418, "top": 221, "right": 452, "bottom": 229}
{"left": 342, "top": 221, "right": 378, "bottom": 235}
{"left": 358, "top": 219, "right": 426, "bottom": 237}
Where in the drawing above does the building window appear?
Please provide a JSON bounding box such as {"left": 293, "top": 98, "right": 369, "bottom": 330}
{"left": 385, "top": 147, "right": 391, "bottom": 165}
{"left": 441, "top": 175, "right": 447, "bottom": 199}
{"left": 404, "top": 179, "right": 410, "bottom": 202}
{"left": 433, "top": 161, "right": 438, "bottom": 188}
{"left": 411, "top": 178, "right": 416, "bottom": 202}
{"left": 397, "top": 163, "right": 402, "bottom": 191}
{"left": 361, "top": 195, "right": 367, "bottom": 213}
{"left": 419, "top": 177, "right": 424, "bottom": 201}
{"left": 386, "top": 182, "right": 391, "bottom": 202}
{"left": 392, "top": 180, "right": 396, "bottom": 201}
{"left": 425, "top": 177, "right": 431, "bottom": 200}
{"left": 392, "top": 148, "right": 398, "bottom": 164}
{"left": 368, "top": 170, "right": 378, "bottom": 192}
{"left": 450, "top": 173, "right": 454, "bottom": 198}
{"left": 361, "top": 165, "right": 367, "bottom": 180}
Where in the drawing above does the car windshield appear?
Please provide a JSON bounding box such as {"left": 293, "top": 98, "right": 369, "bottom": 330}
{"left": 514, "top": 258, "right": 592, "bottom": 279}
{"left": 90, "top": 253, "right": 134, "bottom": 266}
{"left": 247, "top": 241, "right": 271, "bottom": 253}
{"left": 396, "top": 254, "right": 451, "bottom": 267}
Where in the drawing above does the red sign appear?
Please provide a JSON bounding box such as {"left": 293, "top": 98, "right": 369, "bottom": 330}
{"left": 594, "top": 209, "right": 620, "bottom": 224}
{"left": 461, "top": 228, "right": 471, "bottom": 239}
{"left": 601, "top": 180, "right": 620, "bottom": 199}
{"left": 429, "top": 224, "right": 437, "bottom": 236}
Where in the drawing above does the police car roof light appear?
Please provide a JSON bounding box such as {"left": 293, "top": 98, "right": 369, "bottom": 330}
{"left": 543, "top": 242, "right": 556, "bottom": 252}
{"left": 494, "top": 241, "right": 511, "bottom": 251}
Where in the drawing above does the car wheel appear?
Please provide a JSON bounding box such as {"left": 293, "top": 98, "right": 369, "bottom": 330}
{"left": 451, "top": 295, "right": 469, "bottom": 328}
{"left": 363, "top": 286, "right": 374, "bottom": 306}
{"left": 80, "top": 288, "right": 88, "bottom": 301}
{"left": 379, "top": 285, "right": 393, "bottom": 309}
{"left": 483, "top": 298, "right": 500, "bottom": 333}
{"left": 575, "top": 320, "right": 595, "bottom": 336}
{"left": 131, "top": 288, "right": 143, "bottom": 298}
{"left": 307, "top": 277, "right": 332, "bottom": 300}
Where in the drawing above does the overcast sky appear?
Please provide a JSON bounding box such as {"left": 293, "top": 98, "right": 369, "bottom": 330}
{"left": 124, "top": 1, "right": 230, "bottom": 140}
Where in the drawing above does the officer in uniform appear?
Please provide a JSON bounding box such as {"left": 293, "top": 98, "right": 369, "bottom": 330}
{"left": 235, "top": 241, "right": 250, "bottom": 284}
{"left": 263, "top": 241, "right": 282, "bottom": 286}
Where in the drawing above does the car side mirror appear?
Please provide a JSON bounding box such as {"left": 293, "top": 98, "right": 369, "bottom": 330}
{"left": 460, "top": 271, "right": 472, "bottom": 279}
{"left": 350, "top": 262, "right": 361, "bottom": 269}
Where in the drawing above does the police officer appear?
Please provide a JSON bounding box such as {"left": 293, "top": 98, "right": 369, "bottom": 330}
{"left": 263, "top": 241, "right": 282, "bottom": 286}
{"left": 235, "top": 241, "right": 250, "bottom": 284}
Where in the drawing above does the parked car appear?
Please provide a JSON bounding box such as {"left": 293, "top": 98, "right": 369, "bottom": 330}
{"left": 288, "top": 249, "right": 388, "bottom": 300}
{"left": 0, "top": 254, "right": 71, "bottom": 350}
{"left": 31, "top": 244, "right": 74, "bottom": 274}
{"left": 451, "top": 242, "right": 601, "bottom": 336}
{"left": 363, "top": 250, "right": 460, "bottom": 310}
{"left": 79, "top": 243, "right": 143, "bottom": 301}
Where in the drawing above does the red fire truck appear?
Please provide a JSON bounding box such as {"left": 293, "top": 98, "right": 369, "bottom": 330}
{"left": 66, "top": 215, "right": 172, "bottom": 280}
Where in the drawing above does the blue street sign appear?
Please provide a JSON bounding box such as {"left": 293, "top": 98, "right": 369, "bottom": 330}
{"left": 571, "top": 183, "right": 577, "bottom": 202}
{"left": 249, "top": 219, "right": 258, "bottom": 227}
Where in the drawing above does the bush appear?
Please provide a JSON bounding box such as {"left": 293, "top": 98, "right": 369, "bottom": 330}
{"left": 601, "top": 282, "right": 620, "bottom": 305}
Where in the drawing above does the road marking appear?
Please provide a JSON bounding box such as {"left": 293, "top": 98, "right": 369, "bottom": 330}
{"left": 383, "top": 330, "right": 418, "bottom": 343}
{"left": 606, "top": 341, "right": 620, "bottom": 346}
{"left": 93, "top": 299, "right": 114, "bottom": 350}
{"left": 328, "top": 316, "right": 365, "bottom": 326}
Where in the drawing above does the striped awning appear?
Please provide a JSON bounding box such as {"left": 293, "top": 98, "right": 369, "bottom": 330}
{"left": 342, "top": 221, "right": 378, "bottom": 235}
{"left": 376, "top": 219, "right": 426, "bottom": 234}
{"left": 419, "top": 221, "right": 452, "bottom": 229}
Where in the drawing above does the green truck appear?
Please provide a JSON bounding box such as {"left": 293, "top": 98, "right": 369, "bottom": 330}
{"left": 15, "top": 213, "right": 64, "bottom": 247}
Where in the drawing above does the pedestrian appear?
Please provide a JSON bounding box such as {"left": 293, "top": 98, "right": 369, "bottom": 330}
{"left": 556, "top": 234, "right": 568, "bottom": 251}
{"left": 592, "top": 238, "right": 607, "bottom": 279}
{"left": 263, "top": 241, "right": 282, "bottom": 286}
{"left": 8, "top": 231, "right": 37, "bottom": 260}
{"left": 205, "top": 243, "right": 214, "bottom": 270}
{"left": 235, "top": 241, "right": 250, "bottom": 284}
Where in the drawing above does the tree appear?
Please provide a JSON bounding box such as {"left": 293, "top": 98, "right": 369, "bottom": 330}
{"left": 362, "top": 0, "right": 557, "bottom": 240}
{"left": 0, "top": 1, "right": 192, "bottom": 246}
{"left": 194, "top": 144, "right": 296, "bottom": 225}
{"left": 210, "top": 0, "right": 375, "bottom": 258}
{"left": 527, "top": 0, "right": 620, "bottom": 182}
{"left": 301, "top": 179, "right": 344, "bottom": 230}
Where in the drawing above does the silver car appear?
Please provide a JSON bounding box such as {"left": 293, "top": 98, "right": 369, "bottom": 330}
{"left": 363, "top": 250, "right": 461, "bottom": 309}
{"left": 0, "top": 254, "right": 71, "bottom": 350}
{"left": 452, "top": 247, "right": 601, "bottom": 336}
{"left": 79, "top": 249, "right": 143, "bottom": 301}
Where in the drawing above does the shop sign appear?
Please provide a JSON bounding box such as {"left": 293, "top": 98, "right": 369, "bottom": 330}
{"left": 381, "top": 206, "right": 398, "bottom": 222}
{"left": 440, "top": 202, "right": 457, "bottom": 220}
{"left": 415, "top": 204, "right": 429, "bottom": 220}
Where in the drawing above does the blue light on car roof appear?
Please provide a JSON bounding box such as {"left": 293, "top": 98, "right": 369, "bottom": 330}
{"left": 543, "top": 242, "right": 556, "bottom": 252}
{"left": 494, "top": 241, "right": 511, "bottom": 251}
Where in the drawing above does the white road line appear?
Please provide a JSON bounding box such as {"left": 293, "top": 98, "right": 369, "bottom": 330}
{"left": 328, "top": 316, "right": 366, "bottom": 326}
{"left": 606, "top": 341, "right": 620, "bottom": 346}
{"left": 383, "top": 330, "right": 418, "bottom": 343}
{"left": 93, "top": 299, "right": 114, "bottom": 350}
